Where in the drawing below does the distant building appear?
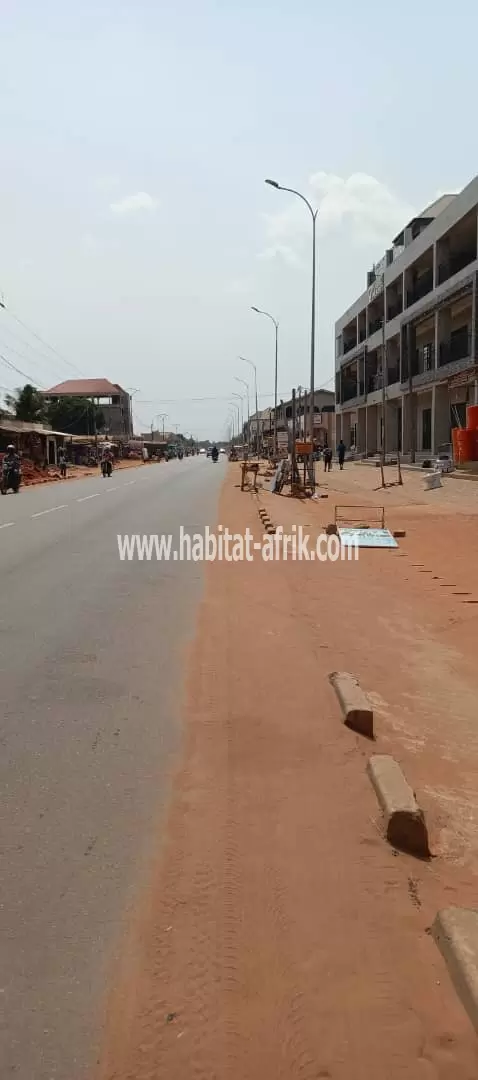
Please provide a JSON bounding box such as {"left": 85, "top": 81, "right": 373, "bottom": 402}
{"left": 247, "top": 390, "right": 335, "bottom": 448}
{"left": 43, "top": 379, "right": 133, "bottom": 437}
{"left": 277, "top": 389, "right": 335, "bottom": 445}
{"left": 335, "top": 176, "right": 478, "bottom": 459}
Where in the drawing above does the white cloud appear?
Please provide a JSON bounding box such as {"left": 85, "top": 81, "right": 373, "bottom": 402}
{"left": 260, "top": 171, "right": 415, "bottom": 258}
{"left": 110, "top": 191, "right": 158, "bottom": 215}
{"left": 311, "top": 171, "right": 414, "bottom": 241}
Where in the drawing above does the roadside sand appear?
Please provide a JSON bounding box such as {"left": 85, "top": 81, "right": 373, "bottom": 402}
{"left": 97, "top": 463, "right": 478, "bottom": 1079}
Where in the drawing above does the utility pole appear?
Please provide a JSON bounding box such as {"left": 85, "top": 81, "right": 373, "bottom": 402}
{"left": 265, "top": 180, "right": 318, "bottom": 491}
{"left": 251, "top": 307, "right": 279, "bottom": 456}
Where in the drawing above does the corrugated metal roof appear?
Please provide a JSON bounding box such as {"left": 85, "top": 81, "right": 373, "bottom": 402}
{"left": 0, "top": 418, "right": 70, "bottom": 437}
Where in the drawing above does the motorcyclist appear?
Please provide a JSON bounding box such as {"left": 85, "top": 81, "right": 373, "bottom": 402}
{"left": 3, "top": 444, "right": 20, "bottom": 470}
{"left": 2, "top": 444, "right": 21, "bottom": 493}
{"left": 102, "top": 446, "right": 113, "bottom": 476}
{"left": 211, "top": 444, "right": 219, "bottom": 462}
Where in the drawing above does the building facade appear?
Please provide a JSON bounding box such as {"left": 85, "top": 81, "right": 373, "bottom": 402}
{"left": 43, "top": 379, "right": 133, "bottom": 438}
{"left": 276, "top": 389, "right": 335, "bottom": 446}
{"left": 335, "top": 178, "right": 478, "bottom": 459}
{"left": 247, "top": 391, "right": 335, "bottom": 449}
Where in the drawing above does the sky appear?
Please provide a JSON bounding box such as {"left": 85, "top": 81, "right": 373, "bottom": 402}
{"left": 0, "top": 0, "right": 477, "bottom": 439}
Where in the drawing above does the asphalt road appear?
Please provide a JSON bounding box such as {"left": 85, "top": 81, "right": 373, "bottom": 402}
{"left": 0, "top": 457, "right": 225, "bottom": 1080}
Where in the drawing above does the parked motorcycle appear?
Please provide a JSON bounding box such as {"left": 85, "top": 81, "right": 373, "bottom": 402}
{"left": 101, "top": 459, "right": 113, "bottom": 478}
{"left": 1, "top": 461, "right": 21, "bottom": 494}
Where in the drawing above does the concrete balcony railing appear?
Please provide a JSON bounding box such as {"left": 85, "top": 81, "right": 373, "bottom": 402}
{"left": 438, "top": 332, "right": 471, "bottom": 368}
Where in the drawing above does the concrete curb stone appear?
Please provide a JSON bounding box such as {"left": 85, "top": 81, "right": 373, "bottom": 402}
{"left": 432, "top": 907, "right": 478, "bottom": 1033}
{"left": 328, "top": 671, "right": 374, "bottom": 738}
{"left": 366, "top": 754, "right": 430, "bottom": 857}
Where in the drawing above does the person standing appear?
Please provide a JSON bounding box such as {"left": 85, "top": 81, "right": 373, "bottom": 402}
{"left": 58, "top": 446, "right": 67, "bottom": 478}
{"left": 337, "top": 440, "right": 346, "bottom": 470}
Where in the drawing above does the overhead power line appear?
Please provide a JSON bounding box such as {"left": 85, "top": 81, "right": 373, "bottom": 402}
{"left": 7, "top": 310, "right": 86, "bottom": 377}
{"left": 0, "top": 352, "right": 45, "bottom": 387}
{"left": 136, "top": 380, "right": 335, "bottom": 406}
{"left": 0, "top": 298, "right": 86, "bottom": 381}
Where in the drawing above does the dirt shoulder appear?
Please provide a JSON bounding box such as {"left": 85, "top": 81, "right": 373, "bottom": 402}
{"left": 20, "top": 456, "right": 157, "bottom": 488}
{"left": 97, "top": 463, "right": 478, "bottom": 1079}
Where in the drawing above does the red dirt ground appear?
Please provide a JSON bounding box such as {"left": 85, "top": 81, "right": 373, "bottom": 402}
{"left": 97, "top": 463, "right": 478, "bottom": 1080}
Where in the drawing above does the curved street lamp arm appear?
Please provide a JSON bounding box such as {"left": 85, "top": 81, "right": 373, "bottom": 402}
{"left": 252, "top": 306, "right": 279, "bottom": 330}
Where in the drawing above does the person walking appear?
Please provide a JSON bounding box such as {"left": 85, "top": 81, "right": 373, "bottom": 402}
{"left": 58, "top": 446, "right": 67, "bottom": 478}
{"left": 337, "top": 440, "right": 346, "bottom": 470}
{"left": 323, "top": 446, "right": 333, "bottom": 473}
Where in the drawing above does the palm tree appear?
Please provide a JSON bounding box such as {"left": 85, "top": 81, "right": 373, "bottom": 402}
{"left": 4, "top": 384, "right": 46, "bottom": 423}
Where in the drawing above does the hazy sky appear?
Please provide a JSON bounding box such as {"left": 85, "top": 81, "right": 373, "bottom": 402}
{"left": 0, "top": 0, "right": 476, "bottom": 438}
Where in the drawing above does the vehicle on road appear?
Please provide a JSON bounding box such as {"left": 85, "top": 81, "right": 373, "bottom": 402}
{"left": 1, "top": 447, "right": 21, "bottom": 494}
{"left": 211, "top": 446, "right": 219, "bottom": 463}
{"left": 199, "top": 447, "right": 206, "bottom": 455}
{"left": 219, "top": 447, "right": 226, "bottom": 454}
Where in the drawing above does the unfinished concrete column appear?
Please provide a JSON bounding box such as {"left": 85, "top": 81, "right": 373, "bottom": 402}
{"left": 438, "top": 307, "right": 452, "bottom": 365}
{"left": 366, "top": 404, "right": 378, "bottom": 453}
{"left": 434, "top": 384, "right": 450, "bottom": 451}
{"left": 336, "top": 412, "right": 343, "bottom": 442}
{"left": 357, "top": 407, "right": 366, "bottom": 455}
{"left": 343, "top": 412, "right": 353, "bottom": 447}
{"left": 385, "top": 403, "right": 398, "bottom": 453}
{"left": 401, "top": 393, "right": 411, "bottom": 456}
{"left": 406, "top": 323, "right": 417, "bottom": 462}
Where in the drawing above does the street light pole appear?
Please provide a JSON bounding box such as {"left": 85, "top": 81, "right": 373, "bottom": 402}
{"left": 240, "top": 356, "right": 259, "bottom": 458}
{"left": 228, "top": 410, "right": 237, "bottom": 441}
{"left": 251, "top": 306, "right": 279, "bottom": 456}
{"left": 232, "top": 392, "right": 244, "bottom": 442}
{"left": 234, "top": 376, "right": 250, "bottom": 449}
{"left": 157, "top": 412, "right": 168, "bottom": 440}
{"left": 265, "top": 179, "right": 318, "bottom": 490}
{"left": 229, "top": 402, "right": 240, "bottom": 442}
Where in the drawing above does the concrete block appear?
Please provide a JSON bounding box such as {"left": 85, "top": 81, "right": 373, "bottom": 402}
{"left": 367, "top": 754, "right": 429, "bottom": 857}
{"left": 393, "top": 530, "right": 407, "bottom": 538}
{"left": 432, "top": 907, "right": 478, "bottom": 1033}
{"left": 328, "top": 671, "right": 374, "bottom": 738}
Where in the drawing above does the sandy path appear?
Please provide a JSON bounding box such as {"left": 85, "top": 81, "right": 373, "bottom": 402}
{"left": 97, "top": 464, "right": 478, "bottom": 1079}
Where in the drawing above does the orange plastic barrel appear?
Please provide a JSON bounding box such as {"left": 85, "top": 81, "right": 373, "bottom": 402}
{"left": 451, "top": 427, "right": 460, "bottom": 463}
{"left": 455, "top": 428, "right": 474, "bottom": 463}
{"left": 466, "top": 405, "right": 478, "bottom": 430}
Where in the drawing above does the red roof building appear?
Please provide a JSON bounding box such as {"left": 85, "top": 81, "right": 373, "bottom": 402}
{"left": 43, "top": 379, "right": 133, "bottom": 437}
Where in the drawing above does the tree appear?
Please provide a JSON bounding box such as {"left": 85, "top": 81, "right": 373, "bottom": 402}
{"left": 46, "top": 396, "right": 105, "bottom": 436}
{"left": 5, "top": 384, "right": 46, "bottom": 423}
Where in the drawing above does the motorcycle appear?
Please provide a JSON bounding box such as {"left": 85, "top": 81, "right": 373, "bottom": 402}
{"left": 211, "top": 448, "right": 219, "bottom": 463}
{"left": 1, "top": 461, "right": 21, "bottom": 494}
{"left": 101, "top": 459, "right": 113, "bottom": 478}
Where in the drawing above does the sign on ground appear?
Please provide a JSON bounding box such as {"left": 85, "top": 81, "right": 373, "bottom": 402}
{"left": 338, "top": 528, "right": 398, "bottom": 549}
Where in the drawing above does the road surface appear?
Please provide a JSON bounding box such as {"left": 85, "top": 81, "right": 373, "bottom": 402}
{"left": 0, "top": 457, "right": 224, "bottom": 1080}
